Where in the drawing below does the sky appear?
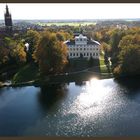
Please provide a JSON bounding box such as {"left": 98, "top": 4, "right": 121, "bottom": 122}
{"left": 0, "top": 3, "right": 140, "bottom": 20}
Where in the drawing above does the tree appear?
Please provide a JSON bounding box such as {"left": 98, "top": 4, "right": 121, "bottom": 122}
{"left": 13, "top": 42, "right": 27, "bottom": 64}
{"left": 33, "top": 31, "right": 68, "bottom": 76}
{"left": 110, "top": 29, "right": 126, "bottom": 68}
{"left": 101, "top": 42, "right": 111, "bottom": 56}
{"left": 119, "top": 34, "right": 140, "bottom": 48}
{"left": 25, "top": 30, "right": 40, "bottom": 62}
{"left": 114, "top": 45, "right": 140, "bottom": 77}
{"left": 56, "top": 32, "right": 65, "bottom": 41}
{"left": 0, "top": 45, "right": 9, "bottom": 65}
{"left": 8, "top": 38, "right": 26, "bottom": 65}
{"left": 113, "top": 34, "right": 140, "bottom": 77}
{"left": 56, "top": 31, "right": 72, "bottom": 41}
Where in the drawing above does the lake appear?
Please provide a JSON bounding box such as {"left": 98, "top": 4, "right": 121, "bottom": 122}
{"left": 0, "top": 77, "right": 140, "bottom": 136}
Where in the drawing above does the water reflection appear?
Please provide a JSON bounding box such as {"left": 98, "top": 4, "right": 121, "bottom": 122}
{"left": 75, "top": 80, "right": 86, "bottom": 86}
{"left": 114, "top": 77, "right": 140, "bottom": 100}
{"left": 37, "top": 85, "right": 68, "bottom": 112}
{"left": 0, "top": 78, "right": 140, "bottom": 136}
{"left": 115, "top": 77, "right": 140, "bottom": 92}
{"left": 67, "top": 78, "right": 114, "bottom": 119}
{"left": 79, "top": 78, "right": 107, "bottom": 106}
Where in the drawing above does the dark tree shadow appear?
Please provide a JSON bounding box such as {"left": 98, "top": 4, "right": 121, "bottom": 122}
{"left": 95, "top": 58, "right": 100, "bottom": 72}
{"left": 104, "top": 55, "right": 112, "bottom": 74}
{"left": 75, "top": 80, "right": 86, "bottom": 87}
{"left": 37, "top": 85, "right": 68, "bottom": 112}
{"left": 114, "top": 76, "right": 140, "bottom": 97}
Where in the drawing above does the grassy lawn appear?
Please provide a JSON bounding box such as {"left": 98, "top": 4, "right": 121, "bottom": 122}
{"left": 100, "top": 66, "right": 109, "bottom": 73}
{"left": 12, "top": 63, "right": 39, "bottom": 84}
{"left": 11, "top": 55, "right": 113, "bottom": 86}
{"left": 99, "top": 59, "right": 105, "bottom": 66}
{"left": 99, "top": 55, "right": 112, "bottom": 74}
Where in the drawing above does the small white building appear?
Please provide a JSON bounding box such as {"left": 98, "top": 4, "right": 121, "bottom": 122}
{"left": 65, "top": 34, "right": 100, "bottom": 59}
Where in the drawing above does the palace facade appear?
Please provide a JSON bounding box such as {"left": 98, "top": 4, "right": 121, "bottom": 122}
{"left": 65, "top": 34, "right": 100, "bottom": 59}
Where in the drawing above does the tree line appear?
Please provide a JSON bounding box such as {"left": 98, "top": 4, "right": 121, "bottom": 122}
{"left": 0, "top": 24, "right": 140, "bottom": 78}
{"left": 92, "top": 26, "right": 140, "bottom": 77}
{"left": 0, "top": 29, "right": 72, "bottom": 77}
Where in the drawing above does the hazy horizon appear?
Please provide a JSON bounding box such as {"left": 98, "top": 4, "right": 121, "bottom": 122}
{"left": 0, "top": 4, "right": 140, "bottom": 20}
{"left": 1, "top": 18, "right": 140, "bottom": 20}
{"left": 0, "top": 18, "right": 140, "bottom": 22}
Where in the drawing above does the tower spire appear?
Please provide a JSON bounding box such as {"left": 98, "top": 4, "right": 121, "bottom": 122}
{"left": 4, "top": 4, "right": 12, "bottom": 33}
{"left": 5, "top": 4, "right": 9, "bottom": 15}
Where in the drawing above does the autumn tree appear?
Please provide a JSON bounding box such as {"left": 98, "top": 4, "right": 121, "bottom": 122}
{"left": 56, "top": 31, "right": 72, "bottom": 41}
{"left": 101, "top": 42, "right": 111, "bottom": 56}
{"left": 33, "top": 31, "right": 68, "bottom": 76}
{"left": 56, "top": 32, "right": 65, "bottom": 41}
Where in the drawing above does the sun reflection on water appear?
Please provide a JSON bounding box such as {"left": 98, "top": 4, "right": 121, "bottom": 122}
{"left": 68, "top": 77, "right": 113, "bottom": 118}
{"left": 79, "top": 78, "right": 109, "bottom": 105}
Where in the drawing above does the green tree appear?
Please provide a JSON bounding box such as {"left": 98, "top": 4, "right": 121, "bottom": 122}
{"left": 0, "top": 45, "right": 9, "bottom": 65}
{"left": 113, "top": 34, "right": 140, "bottom": 77}
{"left": 25, "top": 30, "right": 40, "bottom": 62}
{"left": 110, "top": 30, "right": 126, "bottom": 68}
{"left": 114, "top": 45, "right": 140, "bottom": 77}
{"left": 6, "top": 37, "right": 26, "bottom": 64}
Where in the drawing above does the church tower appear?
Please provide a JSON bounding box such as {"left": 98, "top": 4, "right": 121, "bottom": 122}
{"left": 4, "top": 4, "right": 12, "bottom": 33}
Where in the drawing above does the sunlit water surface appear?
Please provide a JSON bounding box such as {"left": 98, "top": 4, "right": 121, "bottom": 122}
{"left": 0, "top": 78, "right": 140, "bottom": 136}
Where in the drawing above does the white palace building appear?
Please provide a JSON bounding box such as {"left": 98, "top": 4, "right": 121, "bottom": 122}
{"left": 65, "top": 34, "right": 100, "bottom": 59}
